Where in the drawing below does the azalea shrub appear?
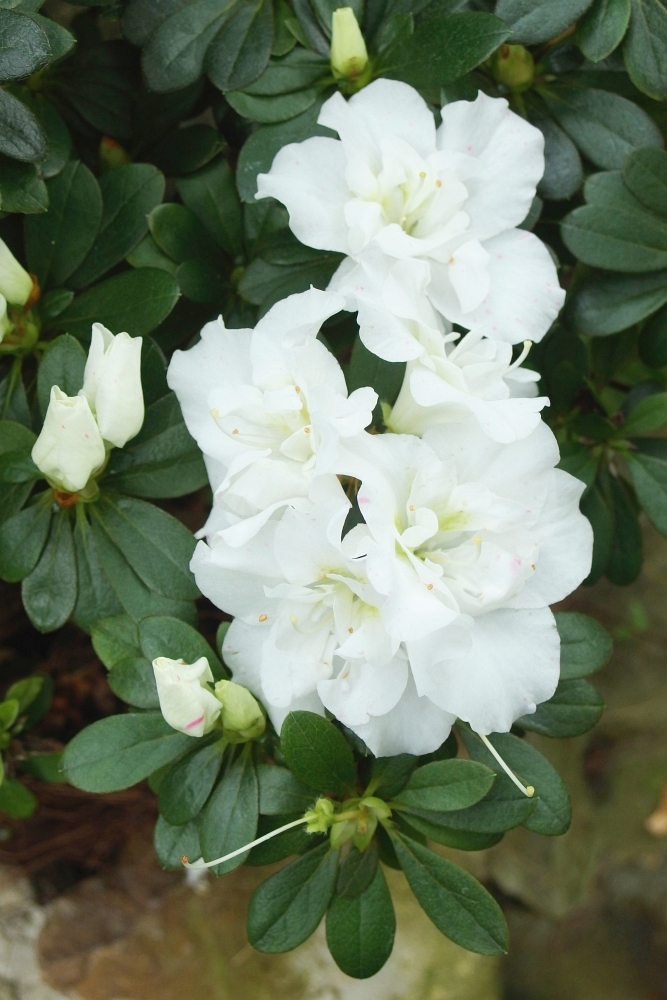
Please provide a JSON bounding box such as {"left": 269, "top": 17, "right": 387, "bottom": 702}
{"left": 0, "top": 0, "right": 665, "bottom": 981}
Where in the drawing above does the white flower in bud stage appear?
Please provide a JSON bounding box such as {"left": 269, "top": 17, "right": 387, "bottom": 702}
{"left": 196, "top": 418, "right": 592, "bottom": 756}
{"left": 167, "top": 288, "right": 377, "bottom": 546}
{"left": 0, "top": 237, "right": 33, "bottom": 308}
{"left": 31, "top": 387, "right": 106, "bottom": 493}
{"left": 330, "top": 7, "right": 369, "bottom": 80}
{"left": 152, "top": 656, "right": 221, "bottom": 737}
{"left": 80, "top": 323, "right": 144, "bottom": 448}
{"left": 256, "top": 80, "right": 564, "bottom": 345}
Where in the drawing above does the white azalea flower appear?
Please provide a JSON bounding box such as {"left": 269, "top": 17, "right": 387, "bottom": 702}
{"left": 80, "top": 323, "right": 144, "bottom": 448}
{"left": 256, "top": 80, "right": 564, "bottom": 345}
{"left": 31, "top": 386, "right": 106, "bottom": 493}
{"left": 152, "top": 656, "right": 221, "bottom": 737}
{"left": 167, "top": 288, "right": 377, "bottom": 546}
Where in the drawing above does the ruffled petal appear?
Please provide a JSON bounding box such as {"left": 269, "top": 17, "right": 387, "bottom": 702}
{"left": 350, "top": 672, "right": 455, "bottom": 756}
{"left": 318, "top": 656, "right": 408, "bottom": 727}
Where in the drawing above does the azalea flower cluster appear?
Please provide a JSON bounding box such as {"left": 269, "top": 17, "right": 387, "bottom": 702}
{"left": 166, "top": 81, "right": 593, "bottom": 757}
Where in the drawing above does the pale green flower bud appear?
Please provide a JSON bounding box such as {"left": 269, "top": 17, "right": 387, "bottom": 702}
{"left": 80, "top": 323, "right": 144, "bottom": 448}
{"left": 213, "top": 679, "right": 266, "bottom": 742}
{"left": 31, "top": 386, "right": 106, "bottom": 493}
{"left": 0, "top": 238, "right": 33, "bottom": 306}
{"left": 491, "top": 44, "right": 534, "bottom": 93}
{"left": 330, "top": 7, "right": 368, "bottom": 81}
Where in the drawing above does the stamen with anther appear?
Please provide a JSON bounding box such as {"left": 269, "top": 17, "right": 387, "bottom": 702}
{"left": 477, "top": 733, "right": 535, "bottom": 797}
{"left": 507, "top": 340, "right": 532, "bottom": 373}
{"left": 181, "top": 816, "right": 310, "bottom": 869}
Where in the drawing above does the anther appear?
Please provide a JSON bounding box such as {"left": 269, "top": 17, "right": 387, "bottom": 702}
{"left": 181, "top": 855, "right": 189, "bottom": 864}
{"left": 348, "top": 627, "right": 354, "bottom": 633}
{"left": 258, "top": 614, "right": 267, "bottom": 622}
{"left": 409, "top": 504, "right": 415, "bottom": 511}
{"left": 435, "top": 179, "right": 442, "bottom": 188}
{"left": 427, "top": 583, "right": 433, "bottom": 590}
{"left": 478, "top": 733, "right": 535, "bottom": 797}
{"left": 304, "top": 427, "right": 311, "bottom": 434}
{"left": 294, "top": 385, "right": 300, "bottom": 393}
{"left": 232, "top": 428, "right": 239, "bottom": 434}
{"left": 290, "top": 615, "right": 298, "bottom": 624}
{"left": 210, "top": 408, "right": 219, "bottom": 418}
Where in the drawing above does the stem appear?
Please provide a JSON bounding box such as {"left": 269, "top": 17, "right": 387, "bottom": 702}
{"left": 181, "top": 816, "right": 310, "bottom": 870}
{"left": 478, "top": 733, "right": 535, "bottom": 798}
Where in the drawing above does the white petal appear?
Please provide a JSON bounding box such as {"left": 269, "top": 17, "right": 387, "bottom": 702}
{"left": 256, "top": 287, "right": 346, "bottom": 348}
{"left": 318, "top": 656, "right": 408, "bottom": 727}
{"left": 190, "top": 523, "right": 283, "bottom": 622}
{"left": 350, "top": 672, "right": 455, "bottom": 756}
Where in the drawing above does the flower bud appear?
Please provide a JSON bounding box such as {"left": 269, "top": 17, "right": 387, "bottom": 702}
{"left": 491, "top": 44, "right": 534, "bottom": 92}
{"left": 304, "top": 797, "right": 335, "bottom": 834}
{"left": 80, "top": 323, "right": 144, "bottom": 449}
{"left": 0, "top": 296, "right": 12, "bottom": 344}
{"left": 0, "top": 238, "right": 33, "bottom": 306}
{"left": 213, "top": 679, "right": 266, "bottom": 742}
{"left": 31, "top": 387, "right": 106, "bottom": 493}
{"left": 152, "top": 656, "right": 222, "bottom": 737}
{"left": 330, "top": 7, "right": 369, "bottom": 80}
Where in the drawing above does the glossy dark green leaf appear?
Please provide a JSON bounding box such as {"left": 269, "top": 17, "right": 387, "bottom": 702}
{"left": 18, "top": 92, "right": 72, "bottom": 179}
{"left": 516, "top": 678, "right": 604, "bottom": 737}
{"left": 72, "top": 509, "right": 123, "bottom": 633}
{"left": 577, "top": 0, "right": 631, "bottom": 61}
{"left": 581, "top": 481, "right": 614, "bottom": 585}
{"left": 238, "top": 252, "right": 343, "bottom": 313}
{"left": 557, "top": 443, "right": 598, "bottom": 494}
{"left": 200, "top": 749, "right": 258, "bottom": 874}
{"left": 138, "top": 614, "right": 225, "bottom": 680}
{"left": 347, "top": 335, "right": 405, "bottom": 413}
{"left": 0, "top": 158, "right": 47, "bottom": 213}
{"left": 542, "top": 87, "right": 661, "bottom": 171}
{"left": 25, "top": 162, "right": 102, "bottom": 290}
{"left": 175, "top": 257, "right": 225, "bottom": 303}
{"left": 0, "top": 89, "right": 45, "bottom": 162}
{"left": 58, "top": 41, "right": 135, "bottom": 139}
{"left": 392, "top": 833, "right": 508, "bottom": 955}
{"left": 555, "top": 610, "right": 613, "bottom": 679}
{"left": 326, "top": 865, "right": 395, "bottom": 979}
{"left": 605, "top": 473, "right": 643, "bottom": 585}
{"left": 206, "top": 0, "right": 274, "bottom": 92}
{"left": 148, "top": 202, "right": 224, "bottom": 264}
{"left": 531, "top": 110, "right": 583, "bottom": 201}
{"left": 280, "top": 711, "right": 356, "bottom": 794}
{"left": 151, "top": 124, "right": 223, "bottom": 177}
{"left": 240, "top": 46, "right": 328, "bottom": 95}
{"left": 27, "top": 12, "right": 75, "bottom": 64}
{"left": 398, "top": 813, "right": 503, "bottom": 851}
{"left": 0, "top": 779, "right": 37, "bottom": 819}
{"left": 0, "top": 10, "right": 50, "bottom": 82}
{"left": 107, "top": 656, "right": 159, "bottom": 709}
{"left": 36, "top": 335, "right": 87, "bottom": 417}
{"left": 399, "top": 768, "right": 536, "bottom": 835}
{"left": 335, "top": 841, "right": 378, "bottom": 899}
{"left": 368, "top": 754, "right": 416, "bottom": 800}
{"left": 226, "top": 85, "right": 320, "bottom": 123}
{"left": 621, "top": 391, "right": 667, "bottom": 435}
{"left": 566, "top": 270, "right": 667, "bottom": 335}
{"left": 628, "top": 440, "right": 667, "bottom": 536}
{"left": 63, "top": 712, "right": 193, "bottom": 793}
{"left": 639, "top": 301, "right": 667, "bottom": 366}
{"left": 69, "top": 165, "right": 165, "bottom": 289}
{"left": 154, "top": 814, "right": 202, "bottom": 869}
{"left": 91, "top": 613, "right": 141, "bottom": 670}
{"left": 394, "top": 759, "right": 495, "bottom": 813}
{"left": 622, "top": 147, "right": 667, "bottom": 218}
{"left": 496, "top": 0, "right": 594, "bottom": 44}
{"left": 248, "top": 842, "right": 339, "bottom": 951}
{"left": 159, "top": 737, "right": 225, "bottom": 825}
{"left": 176, "top": 155, "right": 244, "bottom": 257}
{"left": 22, "top": 508, "right": 77, "bottom": 633}
{"left": 126, "top": 233, "right": 177, "bottom": 275}
{"left": 562, "top": 203, "right": 667, "bottom": 272}
{"left": 0, "top": 449, "right": 38, "bottom": 483}
{"left": 55, "top": 268, "right": 180, "bottom": 340}
{"left": 142, "top": 0, "right": 237, "bottom": 92}
{"left": 382, "top": 13, "right": 510, "bottom": 90}
{"left": 624, "top": 0, "right": 667, "bottom": 100}
{"left": 257, "top": 763, "right": 315, "bottom": 814}
{"left": 0, "top": 498, "right": 52, "bottom": 583}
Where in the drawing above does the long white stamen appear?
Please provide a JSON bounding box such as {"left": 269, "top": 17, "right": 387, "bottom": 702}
{"left": 478, "top": 733, "right": 535, "bottom": 797}
{"left": 507, "top": 340, "right": 532, "bottom": 373}
{"left": 181, "top": 816, "right": 309, "bottom": 869}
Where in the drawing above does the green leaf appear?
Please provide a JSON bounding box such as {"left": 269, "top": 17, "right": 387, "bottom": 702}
{"left": 0, "top": 779, "right": 37, "bottom": 819}
{"left": 240, "top": 46, "right": 328, "bottom": 94}
{"left": 0, "top": 157, "right": 47, "bottom": 213}
{"left": 107, "top": 656, "right": 159, "bottom": 709}
{"left": 142, "top": 0, "right": 238, "bottom": 92}
{"left": 280, "top": 710, "right": 356, "bottom": 795}
{"left": 151, "top": 123, "right": 224, "bottom": 178}
{"left": 0, "top": 450, "right": 38, "bottom": 483}
{"left": 159, "top": 737, "right": 224, "bottom": 825}
{"left": 461, "top": 730, "right": 571, "bottom": 837}
{"left": 72, "top": 508, "right": 123, "bottom": 633}
{"left": 126, "top": 233, "right": 177, "bottom": 275}
{"left": 628, "top": 440, "right": 667, "bottom": 536}
{"left": 18, "top": 92, "right": 72, "bottom": 179}
{"left": 246, "top": 812, "right": 319, "bottom": 864}
{"left": 257, "top": 763, "right": 315, "bottom": 814}
{"left": 238, "top": 252, "right": 343, "bottom": 313}
{"left": 581, "top": 481, "right": 614, "bottom": 585}
{"left": 5, "top": 675, "right": 43, "bottom": 714}
{"left": 27, "top": 13, "right": 75, "bottom": 64}
{"left": 39, "top": 289, "right": 74, "bottom": 322}
{"left": 622, "top": 147, "right": 667, "bottom": 217}
{"left": 347, "top": 335, "right": 405, "bottom": 412}
{"left": 236, "top": 101, "right": 331, "bottom": 202}
{"left": 247, "top": 842, "right": 339, "bottom": 952}
{"left": 226, "top": 86, "right": 320, "bottom": 123}
{"left": 555, "top": 610, "right": 613, "bottom": 679}
{"left": 200, "top": 749, "right": 258, "bottom": 874}
{"left": 531, "top": 110, "right": 583, "bottom": 201}
{"left": 0, "top": 498, "right": 51, "bottom": 583}
{"left": 138, "top": 614, "right": 225, "bottom": 680}
{"left": 148, "top": 202, "right": 224, "bottom": 264}
{"left": 620, "top": 391, "right": 667, "bottom": 435}
{"left": 542, "top": 87, "right": 662, "bottom": 171}
{"left": 624, "top": 0, "right": 667, "bottom": 101}
{"left": 154, "top": 814, "right": 202, "bottom": 870}
{"left": 175, "top": 258, "right": 226, "bottom": 303}
{"left": 63, "top": 712, "right": 193, "bottom": 793}
{"left": 57, "top": 42, "right": 135, "bottom": 139}
{"left": 69, "top": 164, "right": 165, "bottom": 290}
{"left": 394, "top": 759, "right": 495, "bottom": 813}
{"left": 0, "top": 10, "right": 50, "bottom": 81}
{"left": 176, "top": 155, "right": 244, "bottom": 257}
{"left": 20, "top": 751, "right": 66, "bottom": 784}
{"left": 398, "top": 814, "right": 503, "bottom": 852}
{"left": 206, "top": 0, "right": 274, "bottom": 92}
{"left": 368, "top": 754, "right": 416, "bottom": 800}
{"left": 91, "top": 613, "right": 141, "bottom": 669}
{"left": 391, "top": 833, "right": 508, "bottom": 955}
{"left": 335, "top": 841, "right": 378, "bottom": 899}
{"left": 516, "top": 678, "right": 604, "bottom": 737}
{"left": 639, "top": 301, "right": 667, "bottom": 366}
{"left": 0, "top": 89, "right": 45, "bottom": 162}
{"left": 577, "top": 0, "right": 631, "bottom": 62}
{"left": 565, "top": 270, "right": 667, "bottom": 335}
{"left": 497, "top": 0, "right": 594, "bottom": 44}
{"left": 326, "top": 865, "right": 395, "bottom": 979}
{"left": 561, "top": 203, "right": 667, "bottom": 272}
{"left": 54, "top": 268, "right": 180, "bottom": 340}
{"left": 36, "top": 334, "right": 87, "bottom": 417}
{"left": 24, "top": 162, "right": 102, "bottom": 290}
{"left": 94, "top": 494, "right": 198, "bottom": 601}
{"left": 382, "top": 13, "right": 510, "bottom": 90}
{"left": 22, "top": 508, "right": 77, "bottom": 632}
